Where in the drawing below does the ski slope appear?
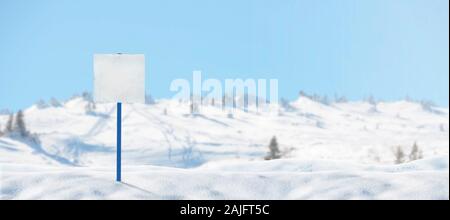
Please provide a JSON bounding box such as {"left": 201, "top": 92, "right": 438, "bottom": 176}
{"left": 0, "top": 95, "right": 448, "bottom": 199}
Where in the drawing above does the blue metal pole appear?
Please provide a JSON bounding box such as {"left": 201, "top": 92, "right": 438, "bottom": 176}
{"left": 116, "top": 102, "right": 122, "bottom": 182}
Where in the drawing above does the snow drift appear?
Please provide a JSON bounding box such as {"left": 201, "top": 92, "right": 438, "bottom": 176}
{"left": 0, "top": 95, "right": 448, "bottom": 199}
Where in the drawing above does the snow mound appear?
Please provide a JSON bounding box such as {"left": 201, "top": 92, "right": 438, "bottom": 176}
{"left": 1, "top": 156, "right": 447, "bottom": 200}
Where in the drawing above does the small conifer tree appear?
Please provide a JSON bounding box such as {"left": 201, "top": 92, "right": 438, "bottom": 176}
{"left": 265, "top": 136, "right": 281, "bottom": 160}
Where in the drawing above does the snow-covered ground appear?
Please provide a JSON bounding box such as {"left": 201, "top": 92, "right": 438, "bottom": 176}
{"left": 0, "top": 95, "right": 448, "bottom": 199}
{"left": 1, "top": 156, "right": 448, "bottom": 199}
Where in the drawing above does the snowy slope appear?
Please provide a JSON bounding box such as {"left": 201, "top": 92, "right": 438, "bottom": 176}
{"left": 0, "top": 95, "right": 448, "bottom": 199}
{"left": 1, "top": 156, "right": 447, "bottom": 200}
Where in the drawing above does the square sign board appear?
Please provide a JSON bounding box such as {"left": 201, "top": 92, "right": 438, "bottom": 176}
{"left": 94, "top": 54, "right": 145, "bottom": 104}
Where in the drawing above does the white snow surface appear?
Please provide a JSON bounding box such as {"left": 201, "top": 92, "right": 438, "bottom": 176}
{"left": 0, "top": 96, "right": 448, "bottom": 199}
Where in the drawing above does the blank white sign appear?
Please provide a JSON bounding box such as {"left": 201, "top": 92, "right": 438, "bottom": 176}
{"left": 94, "top": 54, "right": 145, "bottom": 104}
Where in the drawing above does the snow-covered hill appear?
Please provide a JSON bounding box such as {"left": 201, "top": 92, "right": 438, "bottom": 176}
{"left": 0, "top": 95, "right": 448, "bottom": 199}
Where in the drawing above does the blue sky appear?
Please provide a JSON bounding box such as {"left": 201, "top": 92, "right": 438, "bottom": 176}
{"left": 0, "top": 0, "right": 448, "bottom": 110}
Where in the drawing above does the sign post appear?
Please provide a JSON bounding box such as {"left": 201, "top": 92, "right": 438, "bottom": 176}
{"left": 93, "top": 53, "right": 145, "bottom": 182}
{"left": 116, "top": 102, "right": 122, "bottom": 182}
